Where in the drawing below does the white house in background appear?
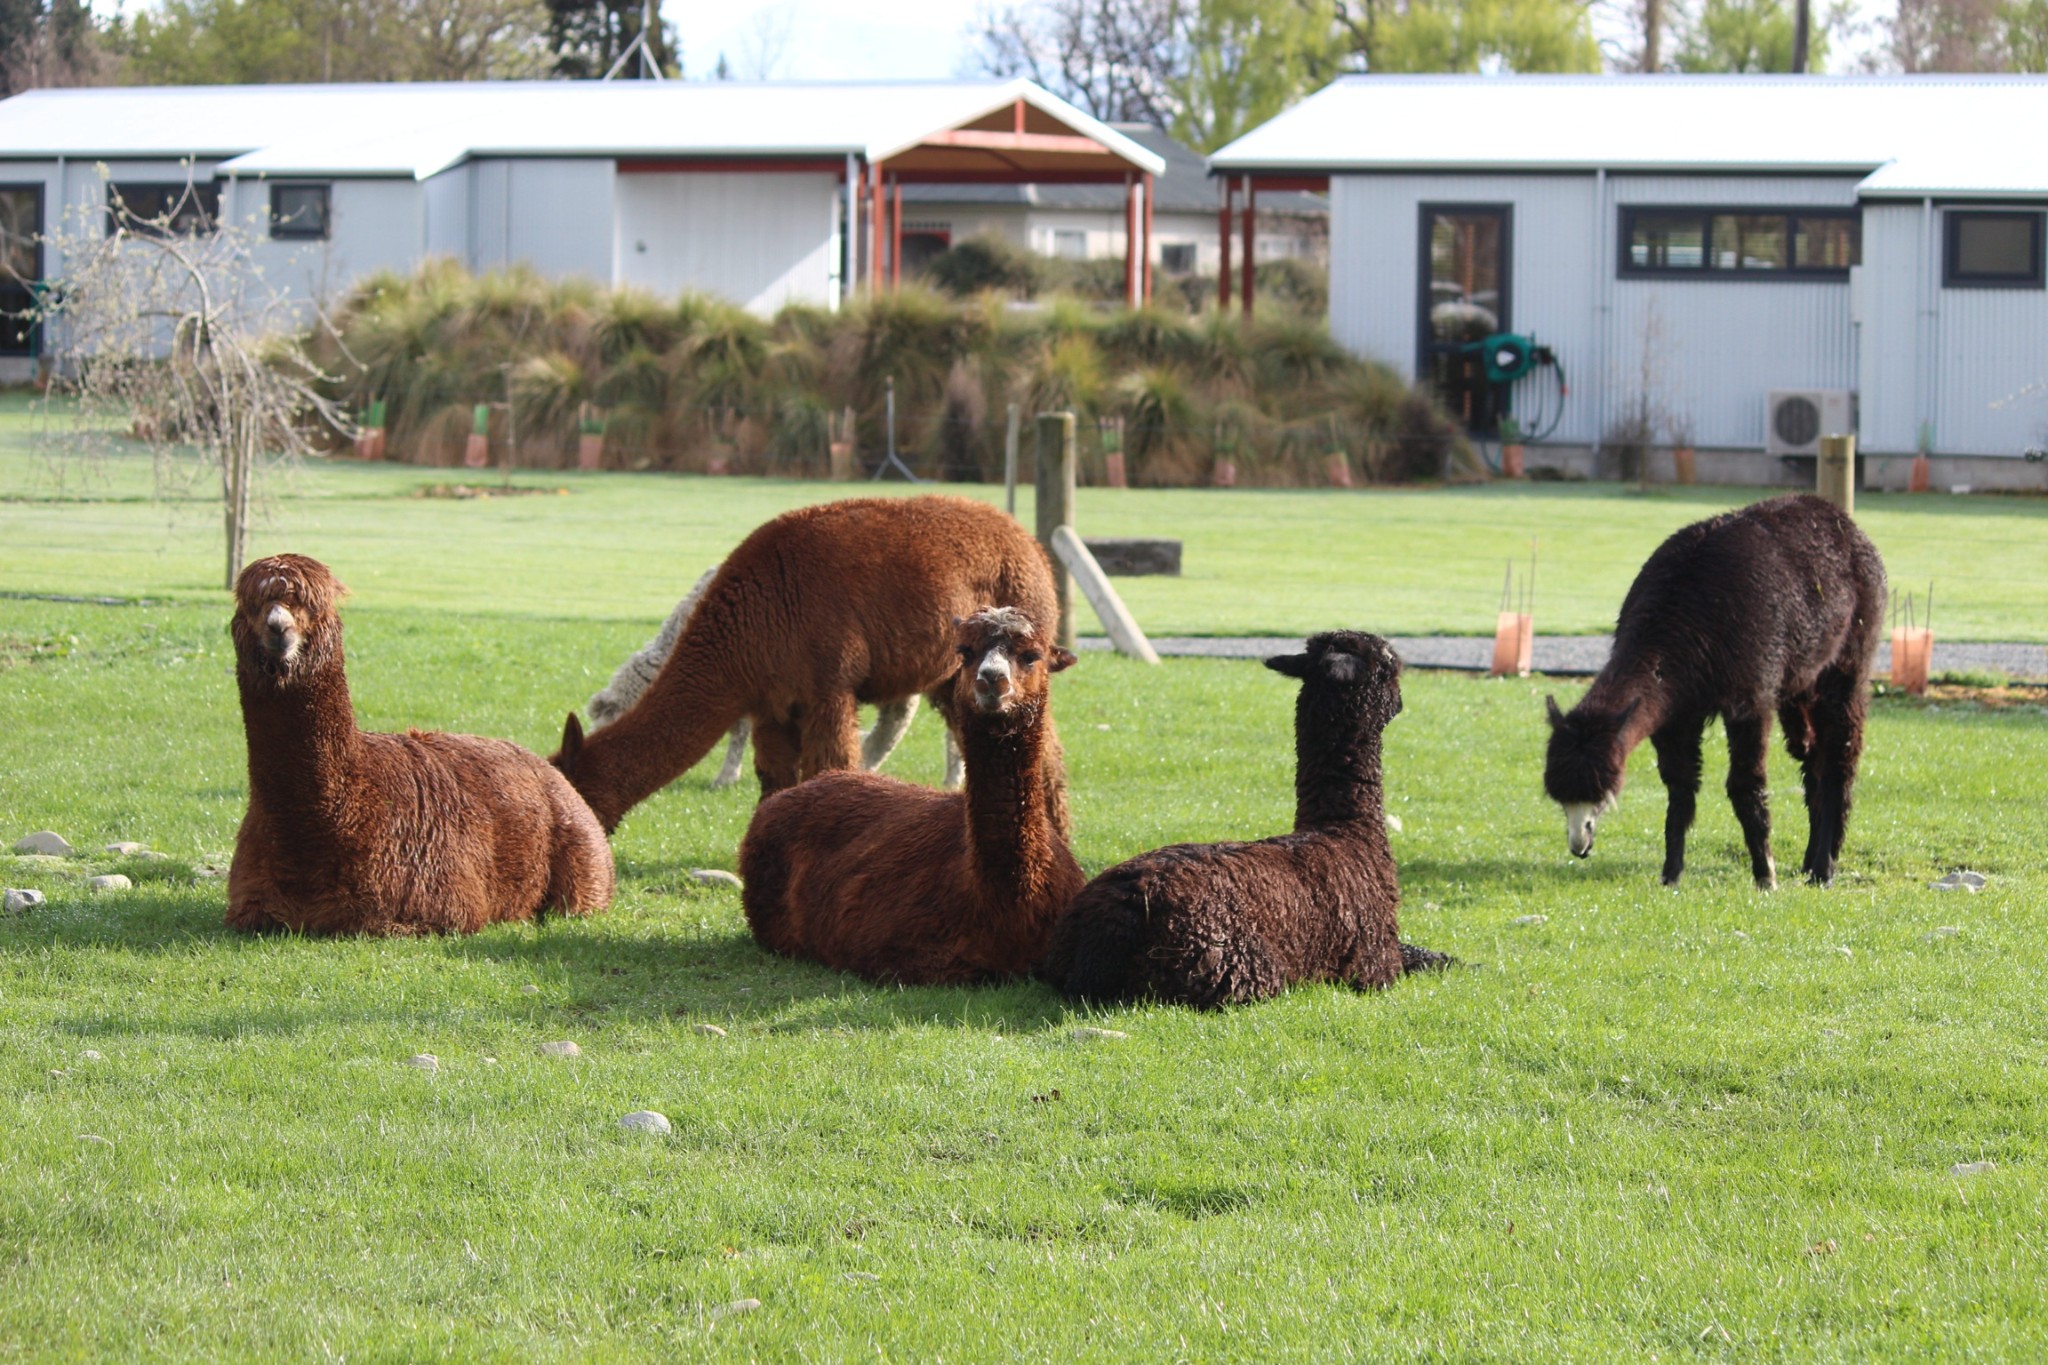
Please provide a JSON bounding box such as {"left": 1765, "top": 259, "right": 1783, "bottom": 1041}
{"left": 1211, "top": 75, "right": 2048, "bottom": 488}
{"left": 0, "top": 79, "right": 1165, "bottom": 381}
{"left": 900, "top": 125, "right": 1326, "bottom": 281}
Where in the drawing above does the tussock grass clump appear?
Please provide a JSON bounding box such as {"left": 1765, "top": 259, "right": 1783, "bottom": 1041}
{"left": 317, "top": 262, "right": 1466, "bottom": 485}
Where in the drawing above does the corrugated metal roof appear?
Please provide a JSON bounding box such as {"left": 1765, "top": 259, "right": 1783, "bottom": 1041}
{"left": 1860, "top": 146, "right": 2048, "bottom": 200}
{"left": 903, "top": 123, "right": 1326, "bottom": 214}
{"left": 1211, "top": 74, "right": 2048, "bottom": 191}
{"left": 0, "top": 79, "right": 1164, "bottom": 180}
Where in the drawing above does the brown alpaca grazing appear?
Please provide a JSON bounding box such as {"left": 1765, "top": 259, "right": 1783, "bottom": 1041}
{"left": 225, "top": 554, "right": 613, "bottom": 936}
{"left": 1543, "top": 494, "right": 1887, "bottom": 888}
{"left": 1039, "top": 631, "right": 1447, "bottom": 1010}
{"left": 737, "top": 607, "right": 1083, "bottom": 985}
{"left": 553, "top": 495, "right": 1066, "bottom": 835}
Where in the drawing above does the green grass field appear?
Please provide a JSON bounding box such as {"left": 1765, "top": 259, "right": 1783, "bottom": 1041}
{"left": 3, "top": 419, "right": 2046, "bottom": 1359}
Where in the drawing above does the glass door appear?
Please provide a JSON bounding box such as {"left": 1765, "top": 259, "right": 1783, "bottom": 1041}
{"left": 1417, "top": 204, "right": 1511, "bottom": 435}
{"left": 0, "top": 185, "right": 42, "bottom": 357}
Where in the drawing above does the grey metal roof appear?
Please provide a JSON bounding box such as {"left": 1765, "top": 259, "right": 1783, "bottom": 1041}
{"left": 0, "top": 79, "right": 1164, "bottom": 180}
{"left": 1211, "top": 74, "right": 2048, "bottom": 195}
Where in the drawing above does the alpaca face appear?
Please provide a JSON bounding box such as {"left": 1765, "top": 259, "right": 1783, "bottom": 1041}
{"left": 951, "top": 607, "right": 1074, "bottom": 718}
{"left": 1543, "top": 696, "right": 1631, "bottom": 857}
{"left": 232, "top": 553, "right": 345, "bottom": 680}
{"left": 1264, "top": 630, "right": 1403, "bottom": 723}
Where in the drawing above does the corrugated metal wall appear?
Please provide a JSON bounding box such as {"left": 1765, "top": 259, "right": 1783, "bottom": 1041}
{"left": 1933, "top": 249, "right": 2048, "bottom": 456}
{"left": 612, "top": 171, "right": 837, "bottom": 315}
{"left": 1331, "top": 171, "right": 1865, "bottom": 450}
{"left": 1856, "top": 204, "right": 1924, "bottom": 454}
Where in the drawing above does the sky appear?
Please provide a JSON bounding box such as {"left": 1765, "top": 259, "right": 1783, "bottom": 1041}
{"left": 675, "top": 0, "right": 987, "bottom": 81}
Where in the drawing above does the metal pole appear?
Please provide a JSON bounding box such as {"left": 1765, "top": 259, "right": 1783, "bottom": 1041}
{"left": 1003, "top": 402, "right": 1021, "bottom": 514}
{"left": 1035, "top": 411, "right": 1077, "bottom": 650}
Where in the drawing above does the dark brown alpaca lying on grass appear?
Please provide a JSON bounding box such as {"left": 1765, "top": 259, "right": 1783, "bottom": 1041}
{"left": 738, "top": 607, "right": 1083, "bottom": 985}
{"left": 553, "top": 495, "right": 1066, "bottom": 835}
{"left": 1543, "top": 494, "right": 1886, "bottom": 889}
{"left": 1040, "top": 631, "right": 1446, "bottom": 1009}
{"left": 225, "top": 554, "right": 613, "bottom": 936}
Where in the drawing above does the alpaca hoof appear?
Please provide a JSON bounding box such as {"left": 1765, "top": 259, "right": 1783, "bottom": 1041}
{"left": 1660, "top": 870, "right": 1682, "bottom": 887}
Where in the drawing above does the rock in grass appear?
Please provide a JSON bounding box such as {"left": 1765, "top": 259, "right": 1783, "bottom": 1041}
{"left": 843, "top": 1271, "right": 880, "bottom": 1284}
{"left": 537, "top": 1040, "right": 581, "bottom": 1059}
{"left": 520, "top": 984, "right": 541, "bottom": 995}
{"left": 1510, "top": 914, "right": 1548, "bottom": 927}
{"left": 691, "top": 869, "right": 742, "bottom": 890}
{"left": 13, "top": 831, "right": 73, "bottom": 857}
{"left": 80, "top": 1049, "right": 103, "bottom": 1061}
{"left": 86, "top": 874, "right": 132, "bottom": 893}
{"left": 1384, "top": 813, "right": 1403, "bottom": 834}
{"left": 710, "top": 1298, "right": 760, "bottom": 1318}
{"left": 1925, "top": 925, "right": 1962, "bottom": 941}
{"left": 694, "top": 1023, "right": 728, "bottom": 1039}
{"left": 1931, "top": 870, "right": 1987, "bottom": 893}
{"left": 1072, "top": 1027, "right": 1128, "bottom": 1042}
{"left": 1949, "top": 1160, "right": 1996, "bottom": 1178}
{"left": 77, "top": 1134, "right": 113, "bottom": 1147}
{"left": 104, "top": 841, "right": 145, "bottom": 856}
{"left": 620, "top": 1110, "right": 672, "bottom": 1135}
{"left": 405, "top": 1053, "right": 440, "bottom": 1073}
{"left": 4, "top": 889, "right": 45, "bottom": 915}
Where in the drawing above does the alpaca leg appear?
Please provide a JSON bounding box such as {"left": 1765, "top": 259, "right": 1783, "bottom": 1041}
{"left": 1151, "top": 924, "right": 1286, "bottom": 1009}
{"left": 1651, "top": 720, "right": 1705, "bottom": 887}
{"left": 861, "top": 696, "right": 919, "bottom": 771}
{"left": 751, "top": 717, "right": 802, "bottom": 799}
{"left": 1802, "top": 670, "right": 1868, "bottom": 887}
{"left": 1723, "top": 713, "right": 1776, "bottom": 890}
{"left": 711, "top": 718, "right": 751, "bottom": 790}
{"left": 798, "top": 691, "right": 861, "bottom": 783}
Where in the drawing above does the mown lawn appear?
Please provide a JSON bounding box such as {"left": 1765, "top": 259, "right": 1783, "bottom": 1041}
{"left": 4, "top": 392, "right": 2046, "bottom": 641}
{"left": 2, "top": 420, "right": 2045, "bottom": 1359}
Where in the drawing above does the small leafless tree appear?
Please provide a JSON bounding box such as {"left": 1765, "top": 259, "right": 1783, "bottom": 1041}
{"left": 33, "top": 171, "right": 356, "bottom": 589}
{"left": 970, "top": 0, "right": 1187, "bottom": 126}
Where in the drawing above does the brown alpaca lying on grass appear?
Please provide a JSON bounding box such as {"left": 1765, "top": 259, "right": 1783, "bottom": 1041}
{"left": 1040, "top": 631, "right": 1447, "bottom": 1009}
{"left": 225, "top": 554, "right": 613, "bottom": 936}
{"left": 553, "top": 495, "right": 1065, "bottom": 835}
{"left": 738, "top": 607, "right": 1083, "bottom": 985}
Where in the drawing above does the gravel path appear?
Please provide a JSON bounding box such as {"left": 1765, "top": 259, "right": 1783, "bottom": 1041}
{"left": 1080, "top": 635, "right": 2048, "bottom": 680}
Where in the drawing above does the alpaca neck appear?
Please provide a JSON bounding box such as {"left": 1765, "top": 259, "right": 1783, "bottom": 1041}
{"left": 959, "top": 705, "right": 1062, "bottom": 900}
{"left": 571, "top": 651, "right": 745, "bottom": 828}
{"left": 1582, "top": 667, "right": 1667, "bottom": 749}
{"left": 1293, "top": 721, "right": 1387, "bottom": 832}
{"left": 239, "top": 651, "right": 360, "bottom": 816}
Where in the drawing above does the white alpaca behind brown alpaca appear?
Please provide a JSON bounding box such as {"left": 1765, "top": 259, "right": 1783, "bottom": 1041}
{"left": 585, "top": 566, "right": 956, "bottom": 789}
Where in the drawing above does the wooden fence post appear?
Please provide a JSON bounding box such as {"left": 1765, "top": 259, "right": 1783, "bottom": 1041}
{"left": 1003, "top": 402, "right": 1021, "bottom": 514}
{"left": 1817, "top": 433, "right": 1855, "bottom": 515}
{"left": 1035, "top": 411, "right": 1077, "bottom": 651}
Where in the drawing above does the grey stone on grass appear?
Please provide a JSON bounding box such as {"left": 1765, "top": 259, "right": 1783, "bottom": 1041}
{"left": 694, "top": 1023, "right": 728, "bottom": 1038}
{"left": 13, "top": 831, "right": 73, "bottom": 857}
{"left": 691, "top": 869, "right": 743, "bottom": 890}
{"left": 1924, "top": 925, "right": 1962, "bottom": 941}
{"left": 1510, "top": 914, "right": 1548, "bottom": 927}
{"left": 538, "top": 1040, "right": 582, "bottom": 1059}
{"left": 86, "top": 874, "right": 132, "bottom": 892}
{"left": 104, "top": 841, "right": 144, "bottom": 856}
{"left": 81, "top": 1049, "right": 103, "bottom": 1061}
{"left": 710, "top": 1298, "right": 760, "bottom": 1318}
{"left": 4, "top": 889, "right": 45, "bottom": 914}
{"left": 520, "top": 983, "right": 541, "bottom": 995}
{"left": 1932, "top": 871, "right": 1987, "bottom": 893}
{"left": 620, "top": 1110, "right": 672, "bottom": 1135}
{"left": 1072, "top": 1027, "right": 1128, "bottom": 1041}
{"left": 405, "top": 1053, "right": 440, "bottom": 1073}
{"left": 1384, "top": 813, "right": 1404, "bottom": 834}
{"left": 77, "top": 1134, "right": 113, "bottom": 1146}
{"left": 843, "top": 1272, "right": 880, "bottom": 1284}
{"left": 1949, "top": 1160, "right": 1996, "bottom": 1178}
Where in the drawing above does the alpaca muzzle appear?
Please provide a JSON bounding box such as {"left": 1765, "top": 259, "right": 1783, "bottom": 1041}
{"left": 262, "top": 604, "right": 302, "bottom": 664}
{"left": 1563, "top": 802, "right": 1598, "bottom": 858}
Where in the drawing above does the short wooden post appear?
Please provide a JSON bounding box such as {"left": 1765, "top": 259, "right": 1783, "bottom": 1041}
{"left": 1817, "top": 433, "right": 1855, "bottom": 514}
{"left": 1035, "top": 411, "right": 1077, "bottom": 651}
{"left": 1002, "top": 402, "right": 1021, "bottom": 513}
{"left": 1051, "top": 526, "right": 1159, "bottom": 664}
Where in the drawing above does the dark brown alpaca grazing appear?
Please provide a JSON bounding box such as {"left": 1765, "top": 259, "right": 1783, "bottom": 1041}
{"left": 737, "top": 607, "right": 1083, "bottom": 985}
{"left": 1543, "top": 494, "right": 1886, "bottom": 888}
{"left": 225, "top": 554, "right": 613, "bottom": 936}
{"left": 553, "top": 495, "right": 1066, "bottom": 835}
{"left": 1040, "top": 631, "right": 1445, "bottom": 1010}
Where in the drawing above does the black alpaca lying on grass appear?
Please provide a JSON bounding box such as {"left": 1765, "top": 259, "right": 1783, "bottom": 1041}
{"left": 1039, "top": 630, "right": 1448, "bottom": 1009}
{"left": 1543, "top": 494, "right": 1887, "bottom": 889}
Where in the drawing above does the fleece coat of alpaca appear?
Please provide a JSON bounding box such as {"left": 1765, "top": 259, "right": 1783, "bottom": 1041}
{"left": 1543, "top": 494, "right": 1886, "bottom": 888}
{"left": 554, "top": 495, "right": 1065, "bottom": 833}
{"left": 1040, "top": 631, "right": 1443, "bottom": 1009}
{"left": 737, "top": 608, "right": 1083, "bottom": 985}
{"left": 226, "top": 554, "right": 613, "bottom": 936}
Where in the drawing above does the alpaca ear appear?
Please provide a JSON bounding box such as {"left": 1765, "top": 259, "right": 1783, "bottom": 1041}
{"left": 1545, "top": 695, "right": 1565, "bottom": 727}
{"left": 557, "top": 712, "right": 584, "bottom": 772}
{"left": 1049, "top": 646, "right": 1077, "bottom": 673}
{"left": 1264, "top": 652, "right": 1310, "bottom": 678}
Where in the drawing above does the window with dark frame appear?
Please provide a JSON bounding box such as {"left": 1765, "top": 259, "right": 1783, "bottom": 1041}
{"left": 106, "top": 181, "right": 220, "bottom": 238}
{"left": 1621, "top": 207, "right": 1859, "bottom": 278}
{"left": 269, "top": 183, "right": 332, "bottom": 240}
{"left": 0, "top": 184, "right": 41, "bottom": 357}
{"left": 1944, "top": 210, "right": 2044, "bottom": 289}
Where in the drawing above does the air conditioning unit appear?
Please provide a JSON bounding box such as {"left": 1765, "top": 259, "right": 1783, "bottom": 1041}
{"left": 1765, "top": 389, "right": 1855, "bottom": 457}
